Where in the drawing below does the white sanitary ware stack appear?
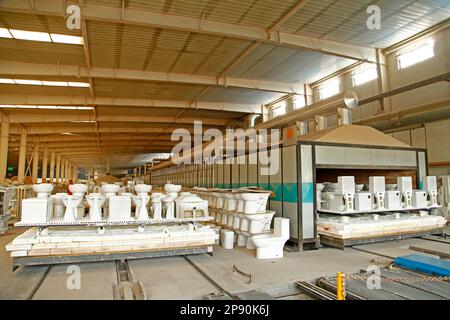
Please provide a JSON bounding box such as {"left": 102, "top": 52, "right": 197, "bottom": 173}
{"left": 132, "top": 184, "right": 152, "bottom": 221}
{"left": 198, "top": 188, "right": 289, "bottom": 259}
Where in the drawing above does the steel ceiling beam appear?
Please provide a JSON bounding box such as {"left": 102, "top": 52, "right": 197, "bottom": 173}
{"left": 8, "top": 126, "right": 200, "bottom": 135}
{"left": 0, "top": 0, "right": 378, "bottom": 63}
{"left": 0, "top": 61, "right": 301, "bottom": 94}
{"left": 6, "top": 113, "right": 230, "bottom": 126}
{"left": 0, "top": 94, "right": 261, "bottom": 114}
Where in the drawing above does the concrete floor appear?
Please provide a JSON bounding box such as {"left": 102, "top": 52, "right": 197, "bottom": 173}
{"left": 1, "top": 225, "right": 448, "bottom": 300}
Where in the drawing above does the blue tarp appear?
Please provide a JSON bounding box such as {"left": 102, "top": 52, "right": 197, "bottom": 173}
{"left": 394, "top": 254, "right": 450, "bottom": 277}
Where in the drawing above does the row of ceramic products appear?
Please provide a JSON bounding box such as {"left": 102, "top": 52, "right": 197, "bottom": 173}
{"left": 317, "top": 176, "right": 440, "bottom": 213}
{"left": 191, "top": 188, "right": 290, "bottom": 259}
{"left": 20, "top": 183, "right": 210, "bottom": 224}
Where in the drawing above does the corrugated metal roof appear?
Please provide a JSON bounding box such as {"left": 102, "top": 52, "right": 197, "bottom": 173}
{"left": 93, "top": 78, "right": 204, "bottom": 100}
{"left": 229, "top": 43, "right": 356, "bottom": 83}
{"left": 281, "top": 0, "right": 450, "bottom": 48}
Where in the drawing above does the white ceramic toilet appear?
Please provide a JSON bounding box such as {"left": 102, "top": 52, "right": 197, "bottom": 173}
{"left": 240, "top": 192, "right": 266, "bottom": 213}
{"left": 101, "top": 184, "right": 120, "bottom": 217}
{"left": 69, "top": 184, "right": 88, "bottom": 219}
{"left": 151, "top": 194, "right": 163, "bottom": 220}
{"left": 63, "top": 195, "right": 83, "bottom": 222}
{"left": 33, "top": 183, "right": 54, "bottom": 198}
{"left": 246, "top": 210, "right": 276, "bottom": 234}
{"left": 162, "top": 196, "right": 175, "bottom": 219}
{"left": 51, "top": 193, "right": 67, "bottom": 218}
{"left": 86, "top": 193, "right": 105, "bottom": 221}
{"left": 164, "top": 184, "right": 182, "bottom": 199}
{"left": 133, "top": 184, "right": 152, "bottom": 221}
{"left": 252, "top": 217, "right": 290, "bottom": 259}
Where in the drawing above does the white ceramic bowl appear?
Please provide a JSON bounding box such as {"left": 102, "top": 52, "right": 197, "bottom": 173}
{"left": 164, "top": 184, "right": 182, "bottom": 193}
{"left": 386, "top": 184, "right": 397, "bottom": 191}
{"left": 69, "top": 183, "right": 88, "bottom": 194}
{"left": 355, "top": 184, "right": 364, "bottom": 192}
{"left": 135, "top": 184, "right": 152, "bottom": 193}
{"left": 101, "top": 184, "right": 120, "bottom": 194}
{"left": 33, "top": 183, "right": 54, "bottom": 196}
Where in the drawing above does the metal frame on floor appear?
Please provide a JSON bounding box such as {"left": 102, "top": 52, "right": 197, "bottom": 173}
{"left": 12, "top": 245, "right": 213, "bottom": 270}
{"left": 320, "top": 228, "right": 444, "bottom": 249}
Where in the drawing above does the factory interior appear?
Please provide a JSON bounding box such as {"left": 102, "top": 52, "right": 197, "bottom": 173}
{"left": 0, "top": 0, "right": 449, "bottom": 303}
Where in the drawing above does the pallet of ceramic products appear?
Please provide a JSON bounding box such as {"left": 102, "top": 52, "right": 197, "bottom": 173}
{"left": 14, "top": 216, "right": 214, "bottom": 227}
{"left": 318, "top": 206, "right": 441, "bottom": 215}
{"left": 317, "top": 212, "right": 447, "bottom": 249}
{"left": 6, "top": 224, "right": 219, "bottom": 267}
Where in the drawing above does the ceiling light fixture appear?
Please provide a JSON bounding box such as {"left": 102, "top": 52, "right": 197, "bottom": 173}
{"left": 14, "top": 79, "right": 42, "bottom": 85}
{"left": 0, "top": 78, "right": 14, "bottom": 84}
{"left": 49, "top": 33, "right": 84, "bottom": 44}
{"left": 9, "top": 29, "right": 51, "bottom": 42}
{"left": 0, "top": 78, "right": 90, "bottom": 88}
{"left": 0, "top": 105, "right": 94, "bottom": 110}
{"left": 68, "top": 82, "right": 90, "bottom": 88}
{"left": 0, "top": 28, "right": 83, "bottom": 45}
{"left": 0, "top": 28, "right": 12, "bottom": 38}
{"left": 41, "top": 81, "right": 69, "bottom": 87}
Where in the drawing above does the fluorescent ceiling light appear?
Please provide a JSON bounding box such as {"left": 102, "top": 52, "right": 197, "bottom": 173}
{"left": 0, "top": 78, "right": 90, "bottom": 88}
{"left": 42, "top": 81, "right": 68, "bottom": 87}
{"left": 0, "top": 28, "right": 83, "bottom": 45}
{"left": 0, "top": 78, "right": 15, "bottom": 84}
{"left": 0, "top": 105, "right": 94, "bottom": 110}
{"left": 14, "top": 79, "right": 43, "bottom": 85}
{"left": 0, "top": 28, "right": 12, "bottom": 38}
{"left": 37, "top": 106, "right": 59, "bottom": 109}
{"left": 16, "top": 105, "right": 38, "bottom": 109}
{"left": 50, "top": 33, "right": 83, "bottom": 44}
{"left": 9, "top": 29, "right": 51, "bottom": 42}
{"left": 57, "top": 106, "right": 78, "bottom": 110}
{"left": 68, "top": 82, "right": 90, "bottom": 88}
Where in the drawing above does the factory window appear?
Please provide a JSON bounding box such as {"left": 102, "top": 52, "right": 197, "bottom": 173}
{"left": 293, "top": 95, "right": 306, "bottom": 109}
{"left": 271, "top": 102, "right": 286, "bottom": 118}
{"left": 352, "top": 65, "right": 378, "bottom": 86}
{"left": 319, "top": 80, "right": 340, "bottom": 100}
{"left": 397, "top": 38, "right": 435, "bottom": 69}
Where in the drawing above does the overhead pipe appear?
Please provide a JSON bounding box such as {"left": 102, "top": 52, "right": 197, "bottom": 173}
{"left": 370, "top": 100, "right": 450, "bottom": 132}
{"left": 255, "top": 91, "right": 358, "bottom": 130}
{"left": 150, "top": 92, "right": 358, "bottom": 172}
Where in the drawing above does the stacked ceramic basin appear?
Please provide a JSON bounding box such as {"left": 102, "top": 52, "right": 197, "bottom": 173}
{"left": 194, "top": 188, "right": 274, "bottom": 249}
